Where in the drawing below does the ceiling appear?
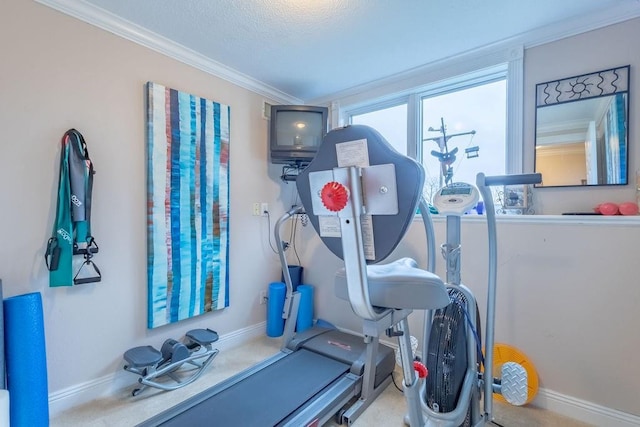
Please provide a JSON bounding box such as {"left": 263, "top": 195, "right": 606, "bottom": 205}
{"left": 53, "top": 0, "right": 640, "bottom": 102}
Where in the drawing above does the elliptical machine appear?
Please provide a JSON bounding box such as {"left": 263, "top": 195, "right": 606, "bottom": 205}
{"left": 395, "top": 173, "right": 541, "bottom": 426}
{"left": 294, "top": 123, "right": 541, "bottom": 426}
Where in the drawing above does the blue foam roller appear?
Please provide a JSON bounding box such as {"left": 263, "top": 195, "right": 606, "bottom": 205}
{"left": 296, "top": 284, "right": 314, "bottom": 333}
{"left": 281, "top": 266, "right": 303, "bottom": 291}
{"left": 266, "top": 282, "right": 286, "bottom": 337}
{"left": 0, "top": 280, "right": 5, "bottom": 389}
{"left": 4, "top": 292, "right": 49, "bottom": 426}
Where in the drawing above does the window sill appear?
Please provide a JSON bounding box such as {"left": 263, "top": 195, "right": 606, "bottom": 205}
{"left": 422, "top": 213, "right": 640, "bottom": 226}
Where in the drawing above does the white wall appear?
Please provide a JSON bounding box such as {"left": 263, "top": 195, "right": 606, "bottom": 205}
{"left": 524, "top": 17, "right": 640, "bottom": 214}
{"left": 0, "top": 0, "right": 287, "bottom": 401}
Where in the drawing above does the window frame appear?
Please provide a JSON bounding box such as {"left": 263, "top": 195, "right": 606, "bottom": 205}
{"left": 339, "top": 50, "right": 524, "bottom": 175}
{"left": 348, "top": 97, "right": 411, "bottom": 155}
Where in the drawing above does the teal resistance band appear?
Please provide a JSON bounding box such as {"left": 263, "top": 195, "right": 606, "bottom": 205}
{"left": 45, "top": 129, "right": 100, "bottom": 286}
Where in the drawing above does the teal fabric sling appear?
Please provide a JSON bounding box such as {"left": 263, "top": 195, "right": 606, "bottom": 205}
{"left": 45, "top": 129, "right": 100, "bottom": 287}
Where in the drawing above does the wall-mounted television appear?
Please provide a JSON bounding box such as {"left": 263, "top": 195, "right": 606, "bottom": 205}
{"left": 269, "top": 104, "right": 328, "bottom": 166}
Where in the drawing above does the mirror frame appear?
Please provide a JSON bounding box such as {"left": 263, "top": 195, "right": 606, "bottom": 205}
{"left": 534, "top": 65, "right": 630, "bottom": 188}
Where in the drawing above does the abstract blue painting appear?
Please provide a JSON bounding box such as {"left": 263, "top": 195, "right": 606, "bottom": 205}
{"left": 146, "top": 82, "right": 230, "bottom": 328}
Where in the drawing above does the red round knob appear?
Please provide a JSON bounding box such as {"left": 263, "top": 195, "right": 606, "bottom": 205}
{"left": 413, "top": 361, "right": 428, "bottom": 378}
{"left": 320, "top": 181, "right": 349, "bottom": 212}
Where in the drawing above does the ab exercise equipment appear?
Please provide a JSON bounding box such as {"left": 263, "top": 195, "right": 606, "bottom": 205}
{"left": 123, "top": 328, "right": 219, "bottom": 396}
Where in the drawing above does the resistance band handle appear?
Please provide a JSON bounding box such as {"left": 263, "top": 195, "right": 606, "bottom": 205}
{"left": 74, "top": 277, "right": 100, "bottom": 285}
{"left": 45, "top": 238, "right": 61, "bottom": 271}
{"left": 73, "top": 261, "right": 102, "bottom": 285}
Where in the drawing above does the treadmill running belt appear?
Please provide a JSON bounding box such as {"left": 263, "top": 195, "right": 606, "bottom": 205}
{"left": 145, "top": 349, "right": 350, "bottom": 426}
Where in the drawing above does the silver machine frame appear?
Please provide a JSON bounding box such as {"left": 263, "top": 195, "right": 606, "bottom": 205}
{"left": 274, "top": 202, "right": 396, "bottom": 426}
{"left": 307, "top": 155, "right": 541, "bottom": 426}
{"left": 398, "top": 172, "right": 542, "bottom": 426}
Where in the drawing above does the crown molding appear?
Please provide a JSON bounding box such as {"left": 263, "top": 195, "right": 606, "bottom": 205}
{"left": 311, "top": 4, "right": 640, "bottom": 105}
{"left": 522, "top": 2, "right": 640, "bottom": 50}
{"left": 35, "top": 0, "right": 640, "bottom": 105}
{"left": 34, "top": 0, "right": 301, "bottom": 105}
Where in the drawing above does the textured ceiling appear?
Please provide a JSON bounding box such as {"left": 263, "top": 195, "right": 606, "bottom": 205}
{"left": 77, "top": 0, "right": 640, "bottom": 101}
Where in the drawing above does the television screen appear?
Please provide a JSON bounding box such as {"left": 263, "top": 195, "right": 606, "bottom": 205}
{"left": 270, "top": 105, "right": 328, "bottom": 166}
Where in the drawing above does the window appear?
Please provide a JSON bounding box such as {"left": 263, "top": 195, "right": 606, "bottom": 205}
{"left": 351, "top": 102, "right": 408, "bottom": 155}
{"left": 420, "top": 79, "right": 506, "bottom": 201}
{"left": 345, "top": 66, "right": 512, "bottom": 203}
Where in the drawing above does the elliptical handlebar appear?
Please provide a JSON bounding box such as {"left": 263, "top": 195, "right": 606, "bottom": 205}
{"left": 475, "top": 172, "right": 541, "bottom": 419}
{"left": 418, "top": 198, "right": 436, "bottom": 274}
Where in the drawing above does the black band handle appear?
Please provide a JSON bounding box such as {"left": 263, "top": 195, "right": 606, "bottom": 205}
{"left": 73, "top": 261, "right": 102, "bottom": 285}
{"left": 45, "top": 238, "right": 61, "bottom": 271}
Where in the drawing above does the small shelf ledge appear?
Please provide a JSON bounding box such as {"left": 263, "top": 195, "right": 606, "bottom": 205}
{"left": 420, "top": 213, "right": 640, "bottom": 227}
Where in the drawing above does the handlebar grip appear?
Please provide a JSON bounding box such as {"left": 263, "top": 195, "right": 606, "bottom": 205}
{"left": 74, "top": 276, "right": 101, "bottom": 285}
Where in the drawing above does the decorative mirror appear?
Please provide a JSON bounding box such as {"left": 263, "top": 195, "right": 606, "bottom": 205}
{"left": 534, "top": 65, "right": 629, "bottom": 187}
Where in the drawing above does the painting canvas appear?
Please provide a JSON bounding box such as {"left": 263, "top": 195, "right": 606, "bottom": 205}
{"left": 146, "top": 81, "right": 230, "bottom": 328}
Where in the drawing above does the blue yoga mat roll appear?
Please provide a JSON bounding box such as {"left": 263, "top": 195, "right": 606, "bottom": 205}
{"left": 0, "top": 280, "right": 5, "bottom": 389}
{"left": 4, "top": 292, "right": 49, "bottom": 426}
{"left": 266, "top": 282, "right": 286, "bottom": 337}
{"left": 296, "top": 284, "right": 314, "bottom": 333}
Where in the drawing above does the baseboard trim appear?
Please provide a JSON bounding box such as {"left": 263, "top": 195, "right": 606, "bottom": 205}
{"left": 49, "top": 322, "right": 639, "bottom": 427}
{"left": 533, "top": 388, "right": 640, "bottom": 427}
{"left": 48, "top": 321, "right": 267, "bottom": 417}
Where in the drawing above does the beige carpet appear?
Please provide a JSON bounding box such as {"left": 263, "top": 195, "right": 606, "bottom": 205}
{"left": 51, "top": 335, "right": 592, "bottom": 426}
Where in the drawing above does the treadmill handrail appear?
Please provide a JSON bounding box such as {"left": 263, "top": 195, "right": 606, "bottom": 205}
{"left": 274, "top": 205, "right": 304, "bottom": 348}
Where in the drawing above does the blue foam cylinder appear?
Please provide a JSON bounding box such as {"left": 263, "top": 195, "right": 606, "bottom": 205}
{"left": 266, "top": 282, "right": 286, "bottom": 337}
{"left": 0, "top": 280, "right": 5, "bottom": 389}
{"left": 4, "top": 292, "right": 49, "bottom": 426}
{"left": 281, "top": 265, "right": 303, "bottom": 291}
{"left": 296, "top": 284, "right": 314, "bottom": 333}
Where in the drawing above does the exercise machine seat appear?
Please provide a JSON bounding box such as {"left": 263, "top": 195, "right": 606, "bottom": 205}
{"left": 335, "top": 258, "right": 449, "bottom": 310}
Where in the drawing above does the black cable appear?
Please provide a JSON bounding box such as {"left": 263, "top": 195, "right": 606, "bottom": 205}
{"left": 450, "top": 293, "right": 484, "bottom": 367}
{"left": 289, "top": 188, "right": 302, "bottom": 266}
{"left": 291, "top": 216, "right": 301, "bottom": 266}
{"left": 391, "top": 371, "right": 404, "bottom": 393}
{"left": 264, "top": 212, "right": 279, "bottom": 255}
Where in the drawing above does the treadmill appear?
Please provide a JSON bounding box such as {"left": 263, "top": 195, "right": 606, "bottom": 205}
{"left": 139, "top": 124, "right": 431, "bottom": 426}
{"left": 140, "top": 325, "right": 394, "bottom": 426}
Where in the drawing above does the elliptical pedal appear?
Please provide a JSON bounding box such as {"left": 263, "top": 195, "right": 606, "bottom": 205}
{"left": 500, "top": 362, "right": 528, "bottom": 406}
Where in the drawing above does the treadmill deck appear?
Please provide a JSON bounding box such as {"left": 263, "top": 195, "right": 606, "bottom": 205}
{"left": 140, "top": 349, "right": 350, "bottom": 426}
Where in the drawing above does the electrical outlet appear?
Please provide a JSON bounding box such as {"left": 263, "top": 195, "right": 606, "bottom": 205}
{"left": 252, "top": 203, "right": 261, "bottom": 216}
{"left": 259, "top": 290, "right": 267, "bottom": 304}
{"left": 261, "top": 202, "right": 269, "bottom": 216}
